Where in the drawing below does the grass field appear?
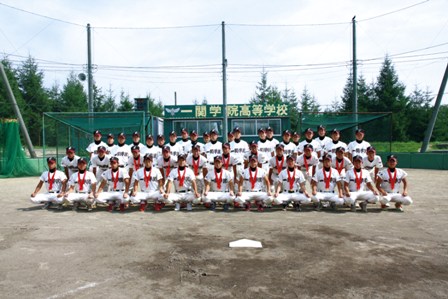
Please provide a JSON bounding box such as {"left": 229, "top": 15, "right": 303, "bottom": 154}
{"left": 369, "top": 141, "right": 447, "bottom": 152}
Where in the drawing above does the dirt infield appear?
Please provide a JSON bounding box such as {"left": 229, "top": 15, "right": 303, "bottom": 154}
{"left": 1, "top": 169, "right": 448, "bottom": 299}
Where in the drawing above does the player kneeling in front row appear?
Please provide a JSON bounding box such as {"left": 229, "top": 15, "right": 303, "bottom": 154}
{"left": 311, "top": 154, "right": 344, "bottom": 210}
{"left": 163, "top": 154, "right": 201, "bottom": 211}
{"left": 274, "top": 155, "right": 310, "bottom": 211}
{"left": 235, "top": 154, "right": 272, "bottom": 212}
{"left": 65, "top": 158, "right": 97, "bottom": 211}
{"left": 96, "top": 157, "right": 130, "bottom": 212}
{"left": 203, "top": 156, "right": 235, "bottom": 211}
{"left": 130, "top": 154, "right": 165, "bottom": 212}
{"left": 30, "top": 157, "right": 67, "bottom": 209}
{"left": 343, "top": 155, "right": 379, "bottom": 212}
{"left": 376, "top": 155, "right": 412, "bottom": 212}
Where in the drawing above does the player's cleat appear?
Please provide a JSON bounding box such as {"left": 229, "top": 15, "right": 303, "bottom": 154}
{"left": 204, "top": 203, "right": 211, "bottom": 209}
{"left": 174, "top": 203, "right": 181, "bottom": 211}
{"left": 72, "top": 202, "right": 79, "bottom": 211}
{"left": 282, "top": 203, "right": 288, "bottom": 211}
{"left": 56, "top": 204, "right": 63, "bottom": 210}
{"left": 153, "top": 202, "right": 162, "bottom": 211}
{"left": 313, "top": 202, "right": 321, "bottom": 211}
{"left": 381, "top": 203, "right": 390, "bottom": 209}
{"left": 119, "top": 204, "right": 125, "bottom": 212}
{"left": 107, "top": 203, "right": 114, "bottom": 212}
{"left": 139, "top": 202, "right": 147, "bottom": 212}
{"left": 360, "top": 201, "right": 367, "bottom": 212}
{"left": 244, "top": 202, "right": 251, "bottom": 211}
{"left": 42, "top": 202, "right": 51, "bottom": 210}
{"left": 223, "top": 203, "right": 230, "bottom": 211}
{"left": 257, "top": 204, "right": 264, "bottom": 212}
{"left": 87, "top": 204, "right": 93, "bottom": 212}
{"left": 187, "top": 203, "right": 192, "bottom": 211}
{"left": 395, "top": 203, "right": 403, "bottom": 212}
{"left": 294, "top": 203, "right": 302, "bottom": 212}
{"left": 330, "top": 202, "right": 337, "bottom": 211}
{"left": 233, "top": 202, "right": 240, "bottom": 208}
{"left": 350, "top": 204, "right": 356, "bottom": 212}
{"left": 209, "top": 202, "right": 216, "bottom": 211}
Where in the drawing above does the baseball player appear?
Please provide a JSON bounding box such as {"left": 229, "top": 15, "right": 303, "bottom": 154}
{"left": 295, "top": 128, "right": 321, "bottom": 156}
{"left": 362, "top": 146, "right": 383, "bottom": 183}
{"left": 130, "top": 154, "right": 164, "bottom": 212}
{"left": 266, "top": 126, "right": 279, "bottom": 147}
{"left": 165, "top": 131, "right": 183, "bottom": 158}
{"left": 347, "top": 128, "right": 371, "bottom": 161}
{"left": 95, "top": 156, "right": 131, "bottom": 212}
{"left": 292, "top": 131, "right": 301, "bottom": 147}
{"left": 274, "top": 155, "right": 311, "bottom": 211}
{"left": 177, "top": 128, "right": 191, "bottom": 154}
{"left": 227, "top": 131, "right": 235, "bottom": 143}
{"left": 156, "top": 134, "right": 166, "bottom": 155}
{"left": 280, "top": 130, "right": 296, "bottom": 157}
{"left": 114, "top": 132, "right": 132, "bottom": 169}
{"left": 61, "top": 146, "right": 80, "bottom": 179}
{"left": 257, "top": 128, "right": 274, "bottom": 160}
{"left": 128, "top": 145, "right": 144, "bottom": 178}
{"left": 343, "top": 155, "right": 379, "bottom": 212}
{"left": 157, "top": 145, "right": 178, "bottom": 183}
{"left": 65, "top": 158, "right": 97, "bottom": 211}
{"left": 296, "top": 144, "right": 319, "bottom": 182}
{"left": 30, "top": 157, "right": 67, "bottom": 209}
{"left": 129, "top": 131, "right": 145, "bottom": 149}
{"left": 220, "top": 142, "right": 238, "bottom": 179}
{"left": 86, "top": 130, "right": 107, "bottom": 158}
{"left": 202, "top": 131, "right": 211, "bottom": 145}
{"left": 243, "top": 141, "right": 267, "bottom": 169}
{"left": 311, "top": 154, "right": 344, "bottom": 210}
{"left": 203, "top": 156, "right": 235, "bottom": 211}
{"left": 235, "top": 154, "right": 272, "bottom": 212}
{"left": 163, "top": 154, "right": 201, "bottom": 211}
{"left": 183, "top": 130, "right": 205, "bottom": 154}
{"left": 105, "top": 133, "right": 117, "bottom": 156}
{"left": 141, "top": 134, "right": 161, "bottom": 166}
{"left": 186, "top": 144, "right": 208, "bottom": 194}
{"left": 376, "top": 155, "right": 412, "bottom": 212}
{"left": 90, "top": 145, "right": 111, "bottom": 188}
{"left": 331, "top": 147, "right": 353, "bottom": 178}
{"left": 314, "top": 125, "right": 332, "bottom": 158}
{"left": 230, "top": 127, "right": 249, "bottom": 184}
{"left": 323, "top": 129, "right": 348, "bottom": 156}
{"left": 204, "top": 129, "right": 222, "bottom": 168}
{"left": 268, "top": 144, "right": 287, "bottom": 189}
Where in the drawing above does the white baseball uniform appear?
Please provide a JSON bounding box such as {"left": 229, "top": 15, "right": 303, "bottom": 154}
{"left": 295, "top": 139, "right": 321, "bottom": 155}
{"left": 130, "top": 167, "right": 164, "bottom": 204}
{"left": 142, "top": 144, "right": 162, "bottom": 166}
{"left": 347, "top": 140, "right": 371, "bottom": 159}
{"left": 235, "top": 167, "right": 271, "bottom": 204}
{"left": 268, "top": 155, "right": 287, "bottom": 184}
{"left": 186, "top": 154, "right": 208, "bottom": 194}
{"left": 165, "top": 167, "right": 199, "bottom": 204}
{"left": 280, "top": 141, "right": 296, "bottom": 157}
{"left": 314, "top": 136, "right": 332, "bottom": 157}
{"left": 183, "top": 141, "right": 205, "bottom": 155}
{"left": 377, "top": 168, "right": 413, "bottom": 205}
{"left": 311, "top": 167, "right": 344, "bottom": 205}
{"left": 296, "top": 152, "right": 319, "bottom": 182}
{"left": 324, "top": 140, "right": 348, "bottom": 155}
{"left": 274, "top": 168, "right": 310, "bottom": 205}
{"left": 30, "top": 170, "right": 67, "bottom": 204}
{"left": 362, "top": 155, "right": 383, "bottom": 181}
{"left": 61, "top": 155, "right": 80, "bottom": 178}
{"left": 157, "top": 155, "right": 178, "bottom": 180}
{"left": 258, "top": 139, "right": 274, "bottom": 162}
{"left": 90, "top": 154, "right": 111, "bottom": 183}
{"left": 331, "top": 156, "right": 354, "bottom": 178}
{"left": 106, "top": 143, "right": 117, "bottom": 156}
{"left": 343, "top": 168, "right": 378, "bottom": 205}
{"left": 114, "top": 144, "right": 132, "bottom": 168}
{"left": 96, "top": 168, "right": 130, "bottom": 204}
{"left": 203, "top": 168, "right": 234, "bottom": 203}
{"left": 86, "top": 141, "right": 108, "bottom": 156}
{"left": 230, "top": 139, "right": 249, "bottom": 179}
{"left": 65, "top": 171, "right": 97, "bottom": 204}
{"left": 165, "top": 142, "right": 184, "bottom": 159}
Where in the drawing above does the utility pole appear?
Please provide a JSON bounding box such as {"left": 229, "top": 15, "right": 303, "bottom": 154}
{"left": 87, "top": 24, "right": 93, "bottom": 114}
{"left": 420, "top": 62, "right": 448, "bottom": 153}
{"left": 352, "top": 16, "right": 358, "bottom": 137}
{"left": 0, "top": 63, "right": 37, "bottom": 158}
{"left": 222, "top": 21, "right": 228, "bottom": 142}
{"left": 174, "top": 91, "right": 177, "bottom": 106}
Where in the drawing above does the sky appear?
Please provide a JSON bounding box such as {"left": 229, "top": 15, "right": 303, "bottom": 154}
{"left": 0, "top": 0, "right": 447, "bottom": 108}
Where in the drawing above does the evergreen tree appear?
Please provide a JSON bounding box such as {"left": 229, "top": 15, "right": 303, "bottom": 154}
{"left": 102, "top": 87, "right": 117, "bottom": 112}
{"left": 0, "top": 57, "right": 25, "bottom": 119}
{"left": 282, "top": 86, "right": 300, "bottom": 132}
{"left": 93, "top": 84, "right": 107, "bottom": 112}
{"left": 373, "top": 56, "right": 409, "bottom": 141}
{"left": 117, "top": 90, "right": 134, "bottom": 111}
{"left": 250, "top": 71, "right": 282, "bottom": 105}
{"left": 146, "top": 93, "right": 164, "bottom": 117}
{"left": 340, "top": 73, "right": 372, "bottom": 112}
{"left": 59, "top": 72, "right": 88, "bottom": 112}
{"left": 406, "top": 87, "right": 432, "bottom": 141}
{"left": 300, "top": 87, "right": 320, "bottom": 113}
{"left": 433, "top": 105, "right": 448, "bottom": 141}
{"left": 47, "top": 82, "right": 62, "bottom": 112}
{"left": 16, "top": 56, "right": 51, "bottom": 145}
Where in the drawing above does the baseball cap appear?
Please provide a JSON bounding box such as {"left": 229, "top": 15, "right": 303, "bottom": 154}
{"left": 97, "top": 146, "right": 106, "bottom": 152}
{"left": 303, "top": 144, "right": 314, "bottom": 150}
{"left": 157, "top": 134, "right": 165, "bottom": 139}
{"left": 118, "top": 132, "right": 126, "bottom": 138}
{"left": 336, "top": 146, "right": 345, "bottom": 153}
{"left": 143, "top": 153, "right": 153, "bottom": 160}
{"left": 77, "top": 157, "right": 87, "bottom": 164}
{"left": 322, "top": 154, "right": 332, "bottom": 161}
{"left": 317, "top": 125, "right": 326, "bottom": 130}
{"left": 222, "top": 142, "right": 230, "bottom": 148}
{"left": 366, "top": 146, "right": 376, "bottom": 152}
{"left": 132, "top": 131, "right": 140, "bottom": 137}
{"left": 181, "top": 128, "right": 188, "bottom": 134}
{"left": 46, "top": 157, "right": 56, "bottom": 163}
{"left": 353, "top": 155, "right": 363, "bottom": 162}
{"left": 292, "top": 131, "right": 300, "bottom": 137}
{"left": 258, "top": 128, "right": 265, "bottom": 133}
{"left": 66, "top": 146, "right": 75, "bottom": 153}
{"left": 203, "top": 131, "right": 210, "bottom": 136}
{"left": 249, "top": 140, "right": 258, "bottom": 147}
{"left": 162, "top": 145, "right": 171, "bottom": 152}
{"left": 227, "top": 131, "right": 234, "bottom": 136}
{"left": 107, "top": 133, "right": 114, "bottom": 138}
{"left": 110, "top": 157, "right": 119, "bottom": 163}
{"left": 131, "top": 145, "right": 140, "bottom": 152}
{"left": 387, "top": 155, "right": 398, "bottom": 162}
{"left": 286, "top": 154, "right": 295, "bottom": 161}
{"left": 275, "top": 143, "right": 284, "bottom": 149}
{"left": 210, "top": 129, "right": 218, "bottom": 135}
{"left": 249, "top": 154, "right": 258, "bottom": 161}
{"left": 93, "top": 130, "right": 101, "bottom": 136}
{"left": 169, "top": 131, "right": 177, "bottom": 136}
{"left": 177, "top": 154, "right": 187, "bottom": 160}
{"left": 190, "top": 130, "right": 198, "bottom": 136}
{"left": 146, "top": 134, "right": 153, "bottom": 140}
{"left": 303, "top": 128, "right": 314, "bottom": 134}
{"left": 214, "top": 155, "right": 223, "bottom": 162}
{"left": 233, "top": 127, "right": 241, "bottom": 133}
{"left": 192, "top": 144, "right": 201, "bottom": 150}
{"left": 355, "top": 128, "right": 365, "bottom": 134}
{"left": 282, "top": 129, "right": 291, "bottom": 136}
{"left": 266, "top": 126, "right": 273, "bottom": 132}
{"left": 331, "top": 129, "right": 340, "bottom": 134}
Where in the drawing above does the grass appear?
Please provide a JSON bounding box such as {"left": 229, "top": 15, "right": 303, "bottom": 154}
{"left": 372, "top": 141, "right": 447, "bottom": 152}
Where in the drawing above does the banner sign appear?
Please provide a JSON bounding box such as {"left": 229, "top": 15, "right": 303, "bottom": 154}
{"left": 164, "top": 104, "right": 289, "bottom": 119}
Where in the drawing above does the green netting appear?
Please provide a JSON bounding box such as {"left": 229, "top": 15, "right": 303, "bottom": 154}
{"left": 300, "top": 112, "right": 392, "bottom": 142}
{"left": 0, "top": 119, "right": 40, "bottom": 178}
{"left": 43, "top": 112, "right": 147, "bottom": 162}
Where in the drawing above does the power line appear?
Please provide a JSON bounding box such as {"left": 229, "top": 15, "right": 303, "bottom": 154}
{"left": 358, "top": 0, "right": 430, "bottom": 22}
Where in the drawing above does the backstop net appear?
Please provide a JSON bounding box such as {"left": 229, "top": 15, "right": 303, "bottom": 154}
{"left": 0, "top": 119, "right": 40, "bottom": 178}
{"left": 43, "top": 112, "right": 147, "bottom": 163}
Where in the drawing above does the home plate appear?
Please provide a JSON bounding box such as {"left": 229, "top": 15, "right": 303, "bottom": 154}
{"left": 229, "top": 239, "right": 262, "bottom": 248}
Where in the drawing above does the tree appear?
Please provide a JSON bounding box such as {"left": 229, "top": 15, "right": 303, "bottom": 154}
{"left": 146, "top": 93, "right": 164, "bottom": 117}
{"left": 16, "top": 56, "right": 51, "bottom": 145}
{"left": 102, "top": 87, "right": 117, "bottom": 112}
{"left": 300, "top": 87, "right": 320, "bottom": 113}
{"left": 117, "top": 90, "right": 134, "bottom": 111}
{"left": 250, "top": 71, "right": 282, "bottom": 105}
{"left": 59, "top": 72, "right": 88, "bottom": 112}
{"left": 406, "top": 87, "right": 432, "bottom": 141}
{"left": 0, "top": 57, "right": 25, "bottom": 119}
{"left": 340, "top": 73, "right": 372, "bottom": 112}
{"left": 93, "top": 84, "right": 107, "bottom": 112}
{"left": 433, "top": 105, "right": 448, "bottom": 141}
{"left": 373, "top": 56, "right": 410, "bottom": 141}
{"left": 282, "top": 86, "right": 300, "bottom": 131}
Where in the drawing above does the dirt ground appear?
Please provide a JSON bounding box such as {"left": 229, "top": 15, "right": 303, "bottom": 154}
{"left": 0, "top": 169, "right": 448, "bottom": 299}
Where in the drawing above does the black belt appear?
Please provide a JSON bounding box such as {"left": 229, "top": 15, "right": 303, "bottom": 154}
{"left": 245, "top": 190, "right": 262, "bottom": 192}
{"left": 284, "top": 190, "right": 299, "bottom": 193}
{"left": 319, "top": 190, "right": 334, "bottom": 193}
{"left": 77, "top": 191, "right": 88, "bottom": 194}
{"left": 236, "top": 163, "right": 242, "bottom": 165}
{"left": 48, "top": 191, "right": 60, "bottom": 193}
{"left": 178, "top": 190, "right": 191, "bottom": 193}
{"left": 113, "top": 189, "right": 124, "bottom": 192}
{"left": 119, "top": 165, "right": 125, "bottom": 168}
